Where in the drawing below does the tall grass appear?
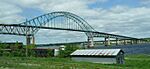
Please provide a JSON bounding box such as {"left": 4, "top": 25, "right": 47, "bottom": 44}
{"left": 0, "top": 55, "right": 149, "bottom": 69}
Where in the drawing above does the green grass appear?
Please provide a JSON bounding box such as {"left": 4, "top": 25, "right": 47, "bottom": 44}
{"left": 0, "top": 54, "right": 150, "bottom": 69}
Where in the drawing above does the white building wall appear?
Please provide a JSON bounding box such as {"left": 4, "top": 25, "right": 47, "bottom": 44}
{"left": 72, "top": 57, "right": 117, "bottom": 64}
{"left": 54, "top": 49, "right": 59, "bottom": 56}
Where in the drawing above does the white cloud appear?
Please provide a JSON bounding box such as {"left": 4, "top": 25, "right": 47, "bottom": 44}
{"left": 0, "top": 1, "right": 24, "bottom": 24}
{"left": 92, "top": 6, "right": 150, "bottom": 37}
{"left": 1, "top": 0, "right": 150, "bottom": 44}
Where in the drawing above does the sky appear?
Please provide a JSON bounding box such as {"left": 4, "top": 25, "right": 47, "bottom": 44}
{"left": 0, "top": 0, "right": 150, "bottom": 44}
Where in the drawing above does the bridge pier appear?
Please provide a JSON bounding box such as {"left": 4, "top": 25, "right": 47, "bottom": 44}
{"left": 26, "top": 35, "right": 31, "bottom": 45}
{"left": 137, "top": 40, "right": 141, "bottom": 44}
{"left": 130, "top": 40, "right": 132, "bottom": 45}
{"left": 87, "top": 36, "right": 94, "bottom": 48}
{"left": 104, "top": 36, "right": 110, "bottom": 46}
{"left": 26, "top": 35, "right": 35, "bottom": 57}
{"left": 123, "top": 39, "right": 126, "bottom": 45}
{"left": 123, "top": 40, "right": 127, "bottom": 45}
{"left": 116, "top": 38, "right": 119, "bottom": 46}
{"left": 26, "top": 35, "right": 30, "bottom": 57}
{"left": 26, "top": 35, "right": 35, "bottom": 45}
{"left": 32, "top": 35, "right": 35, "bottom": 45}
{"left": 131, "top": 40, "right": 135, "bottom": 44}
{"left": 134, "top": 40, "right": 137, "bottom": 44}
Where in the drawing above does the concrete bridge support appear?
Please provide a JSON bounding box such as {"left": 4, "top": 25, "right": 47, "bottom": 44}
{"left": 87, "top": 36, "right": 94, "bottom": 48}
{"left": 32, "top": 35, "right": 35, "bottom": 45}
{"left": 130, "top": 40, "right": 132, "bottom": 44}
{"left": 115, "top": 39, "right": 128, "bottom": 45}
{"left": 137, "top": 40, "right": 141, "bottom": 44}
{"left": 130, "top": 40, "right": 133, "bottom": 45}
{"left": 26, "top": 35, "right": 30, "bottom": 57}
{"left": 104, "top": 37, "right": 110, "bottom": 46}
{"left": 116, "top": 38, "right": 119, "bottom": 46}
{"left": 26, "top": 35, "right": 35, "bottom": 57}
{"left": 26, "top": 35, "right": 31, "bottom": 45}
{"left": 134, "top": 40, "right": 138, "bottom": 44}
{"left": 26, "top": 35, "right": 35, "bottom": 45}
{"left": 123, "top": 40, "right": 126, "bottom": 45}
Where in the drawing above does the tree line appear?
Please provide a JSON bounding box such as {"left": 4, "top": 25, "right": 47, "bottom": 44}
{"left": 0, "top": 42, "right": 80, "bottom": 58}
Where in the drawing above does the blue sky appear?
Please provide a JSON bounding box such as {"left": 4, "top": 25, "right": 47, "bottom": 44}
{"left": 21, "top": 0, "right": 141, "bottom": 18}
{"left": 89, "top": 0, "right": 140, "bottom": 9}
{"left": 18, "top": 0, "right": 142, "bottom": 19}
{"left": 20, "top": 8, "right": 44, "bottom": 19}
{"left": 1, "top": 0, "right": 150, "bottom": 44}
{"left": 18, "top": 0, "right": 144, "bottom": 21}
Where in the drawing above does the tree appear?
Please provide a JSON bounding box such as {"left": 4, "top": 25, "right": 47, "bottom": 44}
{"left": 0, "top": 43, "right": 3, "bottom": 56}
{"left": 59, "top": 44, "right": 80, "bottom": 57}
{"left": 47, "top": 49, "right": 53, "bottom": 57}
{"left": 27, "top": 44, "right": 36, "bottom": 57}
{"left": 11, "top": 41, "right": 24, "bottom": 57}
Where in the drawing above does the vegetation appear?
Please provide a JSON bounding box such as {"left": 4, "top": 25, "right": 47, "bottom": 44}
{"left": 0, "top": 42, "right": 149, "bottom": 69}
{"left": 59, "top": 44, "right": 80, "bottom": 57}
{"left": 0, "top": 42, "right": 80, "bottom": 57}
{"left": 143, "top": 38, "right": 150, "bottom": 42}
{"left": 0, "top": 42, "right": 25, "bottom": 57}
{"left": 26, "top": 44, "right": 36, "bottom": 57}
{"left": 0, "top": 42, "right": 36, "bottom": 57}
{"left": 0, "top": 54, "right": 149, "bottom": 69}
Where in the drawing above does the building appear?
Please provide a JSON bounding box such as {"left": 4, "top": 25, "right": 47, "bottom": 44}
{"left": 70, "top": 49, "right": 124, "bottom": 64}
{"left": 34, "top": 45, "right": 66, "bottom": 57}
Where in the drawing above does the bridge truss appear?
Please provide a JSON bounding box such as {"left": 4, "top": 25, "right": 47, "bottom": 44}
{"left": 0, "top": 11, "right": 146, "bottom": 47}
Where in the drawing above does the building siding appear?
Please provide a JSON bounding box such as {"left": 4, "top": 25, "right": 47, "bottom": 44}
{"left": 70, "top": 49, "right": 124, "bottom": 64}
{"left": 72, "top": 57, "right": 117, "bottom": 64}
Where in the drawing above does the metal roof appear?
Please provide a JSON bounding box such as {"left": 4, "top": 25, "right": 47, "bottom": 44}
{"left": 70, "top": 49, "right": 123, "bottom": 56}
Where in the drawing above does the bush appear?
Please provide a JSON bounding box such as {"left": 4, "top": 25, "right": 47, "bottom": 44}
{"left": 59, "top": 44, "right": 80, "bottom": 57}
{"left": 26, "top": 44, "right": 36, "bottom": 57}
{"left": 10, "top": 42, "right": 25, "bottom": 57}
{"left": 0, "top": 42, "right": 25, "bottom": 57}
{"left": 47, "top": 49, "right": 54, "bottom": 57}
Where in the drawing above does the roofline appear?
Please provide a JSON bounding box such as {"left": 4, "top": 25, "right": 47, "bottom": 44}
{"left": 71, "top": 55, "right": 117, "bottom": 57}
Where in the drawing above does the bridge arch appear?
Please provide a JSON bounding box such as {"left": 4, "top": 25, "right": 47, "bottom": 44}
{"left": 21, "top": 11, "right": 94, "bottom": 47}
{"left": 21, "top": 11, "right": 95, "bottom": 37}
{"left": 0, "top": 11, "right": 143, "bottom": 48}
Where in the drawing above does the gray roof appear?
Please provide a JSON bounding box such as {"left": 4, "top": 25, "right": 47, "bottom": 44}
{"left": 70, "top": 49, "right": 123, "bottom": 56}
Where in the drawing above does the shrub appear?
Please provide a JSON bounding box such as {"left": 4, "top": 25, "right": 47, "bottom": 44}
{"left": 26, "top": 44, "right": 36, "bottom": 57}
{"left": 59, "top": 44, "right": 80, "bottom": 57}
{"left": 47, "top": 49, "right": 53, "bottom": 57}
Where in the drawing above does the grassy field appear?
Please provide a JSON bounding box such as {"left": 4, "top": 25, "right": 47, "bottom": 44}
{"left": 0, "top": 54, "right": 150, "bottom": 69}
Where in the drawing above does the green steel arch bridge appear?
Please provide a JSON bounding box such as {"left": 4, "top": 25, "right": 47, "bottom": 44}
{"left": 0, "top": 11, "right": 147, "bottom": 47}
